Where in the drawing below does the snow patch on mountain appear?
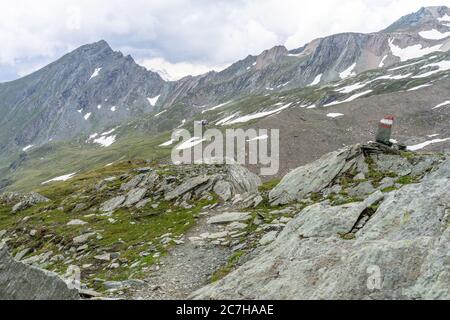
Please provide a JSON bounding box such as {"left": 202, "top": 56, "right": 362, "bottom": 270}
{"left": 432, "top": 100, "right": 450, "bottom": 109}
{"left": 202, "top": 101, "right": 232, "bottom": 114}
{"left": 93, "top": 135, "right": 116, "bottom": 147}
{"left": 413, "top": 60, "right": 450, "bottom": 78}
{"left": 308, "top": 74, "right": 322, "bottom": 86}
{"left": 388, "top": 39, "right": 442, "bottom": 62}
{"left": 419, "top": 29, "right": 450, "bottom": 40}
{"left": 154, "top": 110, "right": 167, "bottom": 117}
{"left": 407, "top": 137, "right": 450, "bottom": 151}
{"left": 324, "top": 90, "right": 373, "bottom": 107}
{"left": 407, "top": 83, "right": 433, "bottom": 91}
{"left": 147, "top": 95, "right": 161, "bottom": 107}
{"left": 379, "top": 55, "right": 388, "bottom": 68}
{"left": 89, "top": 68, "right": 102, "bottom": 80}
{"left": 221, "top": 103, "right": 293, "bottom": 126}
{"left": 336, "top": 82, "right": 368, "bottom": 94}
{"left": 42, "top": 172, "right": 77, "bottom": 184}
{"left": 339, "top": 63, "right": 356, "bottom": 79}
{"left": 176, "top": 137, "right": 206, "bottom": 150}
{"left": 22, "top": 145, "right": 34, "bottom": 152}
{"left": 327, "top": 113, "right": 344, "bottom": 118}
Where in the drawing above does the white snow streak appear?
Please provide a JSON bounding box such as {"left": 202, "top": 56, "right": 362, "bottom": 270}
{"left": 89, "top": 68, "right": 102, "bottom": 80}
{"left": 407, "top": 138, "right": 450, "bottom": 151}
{"left": 340, "top": 63, "right": 356, "bottom": 79}
{"left": 42, "top": 173, "right": 77, "bottom": 184}
{"left": 388, "top": 39, "right": 442, "bottom": 62}
{"left": 432, "top": 100, "right": 450, "bottom": 110}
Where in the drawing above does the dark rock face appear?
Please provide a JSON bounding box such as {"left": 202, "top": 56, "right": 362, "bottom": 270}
{"left": 0, "top": 245, "right": 80, "bottom": 300}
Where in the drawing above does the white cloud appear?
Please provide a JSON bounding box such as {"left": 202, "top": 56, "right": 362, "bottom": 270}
{"left": 138, "top": 57, "right": 229, "bottom": 81}
{"left": 0, "top": 0, "right": 445, "bottom": 82}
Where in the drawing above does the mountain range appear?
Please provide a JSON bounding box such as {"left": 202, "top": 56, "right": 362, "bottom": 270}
{"left": 0, "top": 5, "right": 450, "bottom": 191}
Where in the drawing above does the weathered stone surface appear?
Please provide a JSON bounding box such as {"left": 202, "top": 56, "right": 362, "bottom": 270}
{"left": 0, "top": 245, "right": 80, "bottom": 300}
{"left": 10, "top": 192, "right": 50, "bottom": 213}
{"left": 192, "top": 157, "right": 450, "bottom": 300}
{"left": 226, "top": 165, "right": 261, "bottom": 195}
{"left": 120, "top": 174, "right": 146, "bottom": 191}
{"left": 347, "top": 181, "right": 375, "bottom": 198}
{"left": 213, "top": 180, "right": 232, "bottom": 201}
{"left": 371, "top": 154, "right": 412, "bottom": 176}
{"left": 269, "top": 145, "right": 361, "bottom": 205}
{"left": 67, "top": 219, "right": 87, "bottom": 226}
{"left": 165, "top": 175, "right": 210, "bottom": 201}
{"left": 123, "top": 188, "right": 147, "bottom": 207}
{"left": 100, "top": 196, "right": 126, "bottom": 212}
{"left": 259, "top": 231, "right": 278, "bottom": 245}
{"left": 207, "top": 212, "right": 252, "bottom": 225}
{"left": 72, "top": 232, "right": 96, "bottom": 245}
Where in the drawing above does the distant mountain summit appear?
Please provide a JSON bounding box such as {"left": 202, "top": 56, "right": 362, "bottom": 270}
{"left": 383, "top": 5, "right": 450, "bottom": 32}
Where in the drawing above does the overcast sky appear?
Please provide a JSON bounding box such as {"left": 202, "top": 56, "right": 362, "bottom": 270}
{"left": 0, "top": 0, "right": 448, "bottom": 82}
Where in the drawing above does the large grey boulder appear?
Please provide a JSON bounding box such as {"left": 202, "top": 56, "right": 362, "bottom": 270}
{"left": 100, "top": 195, "right": 126, "bottom": 212}
{"left": 269, "top": 145, "right": 362, "bottom": 205}
{"left": 123, "top": 188, "right": 147, "bottom": 207}
{"left": 226, "top": 165, "right": 261, "bottom": 195}
{"left": 192, "top": 161, "right": 449, "bottom": 300}
{"left": 0, "top": 245, "right": 80, "bottom": 300}
{"left": 165, "top": 175, "right": 211, "bottom": 201}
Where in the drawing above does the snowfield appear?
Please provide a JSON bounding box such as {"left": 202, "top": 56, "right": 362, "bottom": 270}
{"left": 419, "top": 29, "right": 450, "bottom": 40}
{"left": 339, "top": 63, "right": 356, "bottom": 79}
{"left": 147, "top": 95, "right": 161, "bottom": 107}
{"left": 308, "top": 74, "right": 322, "bottom": 86}
{"left": 388, "top": 39, "right": 442, "bottom": 62}
{"left": 42, "top": 172, "right": 77, "bottom": 185}
{"left": 93, "top": 135, "right": 116, "bottom": 147}
{"left": 324, "top": 90, "right": 373, "bottom": 107}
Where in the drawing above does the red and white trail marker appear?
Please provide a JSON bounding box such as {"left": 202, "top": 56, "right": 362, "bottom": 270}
{"left": 376, "top": 115, "right": 395, "bottom": 145}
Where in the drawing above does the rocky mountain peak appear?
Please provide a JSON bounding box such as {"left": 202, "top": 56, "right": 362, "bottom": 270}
{"left": 383, "top": 5, "right": 450, "bottom": 32}
{"left": 255, "top": 45, "right": 288, "bottom": 69}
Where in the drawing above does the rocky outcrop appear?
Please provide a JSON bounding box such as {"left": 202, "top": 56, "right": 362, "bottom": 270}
{"left": 97, "top": 164, "right": 261, "bottom": 213}
{"left": 0, "top": 192, "right": 50, "bottom": 213}
{"left": 0, "top": 245, "right": 80, "bottom": 300}
{"left": 192, "top": 146, "right": 450, "bottom": 300}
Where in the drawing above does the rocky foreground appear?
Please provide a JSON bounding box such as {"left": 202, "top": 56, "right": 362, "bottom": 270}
{"left": 0, "top": 143, "right": 449, "bottom": 300}
{"left": 193, "top": 144, "right": 450, "bottom": 299}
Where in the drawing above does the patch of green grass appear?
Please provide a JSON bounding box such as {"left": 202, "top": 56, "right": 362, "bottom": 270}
{"left": 332, "top": 197, "right": 363, "bottom": 206}
{"left": 258, "top": 179, "right": 281, "bottom": 193}
{"left": 396, "top": 175, "right": 417, "bottom": 185}
{"left": 210, "top": 250, "right": 246, "bottom": 283}
{"left": 381, "top": 186, "right": 398, "bottom": 193}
